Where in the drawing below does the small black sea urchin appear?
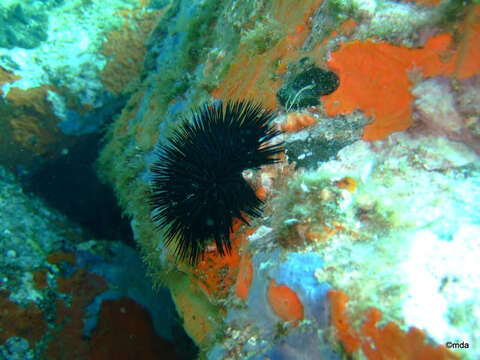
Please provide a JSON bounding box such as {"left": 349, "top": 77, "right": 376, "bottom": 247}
{"left": 150, "top": 100, "right": 283, "bottom": 265}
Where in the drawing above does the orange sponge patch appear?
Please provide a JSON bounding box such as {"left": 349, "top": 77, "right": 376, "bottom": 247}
{"left": 100, "top": 7, "right": 165, "bottom": 94}
{"left": 0, "top": 290, "right": 47, "bottom": 347}
{"left": 234, "top": 255, "right": 253, "bottom": 300}
{"left": 323, "top": 41, "right": 418, "bottom": 141}
{"left": 255, "top": 185, "right": 268, "bottom": 201}
{"left": 267, "top": 280, "right": 304, "bottom": 325}
{"left": 281, "top": 112, "right": 316, "bottom": 132}
{"left": 212, "top": 0, "right": 323, "bottom": 109}
{"left": 184, "top": 219, "right": 257, "bottom": 300}
{"left": 0, "top": 66, "right": 20, "bottom": 96}
{"left": 335, "top": 176, "right": 358, "bottom": 193}
{"left": 90, "top": 298, "right": 179, "bottom": 360}
{"left": 323, "top": 28, "right": 480, "bottom": 140}
{"left": 328, "top": 289, "right": 361, "bottom": 352}
{"left": 328, "top": 289, "right": 459, "bottom": 359}
{"left": 215, "top": 5, "right": 479, "bottom": 141}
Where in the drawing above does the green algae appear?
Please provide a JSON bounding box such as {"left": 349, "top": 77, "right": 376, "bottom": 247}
{"left": 0, "top": 2, "right": 48, "bottom": 49}
{"left": 240, "top": 16, "right": 285, "bottom": 55}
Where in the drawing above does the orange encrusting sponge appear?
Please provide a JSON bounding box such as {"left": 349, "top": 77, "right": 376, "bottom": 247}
{"left": 335, "top": 176, "right": 358, "bottom": 193}
{"left": 281, "top": 112, "right": 316, "bottom": 132}
{"left": 212, "top": 0, "right": 324, "bottom": 109}
{"left": 267, "top": 280, "right": 304, "bottom": 325}
{"left": 234, "top": 255, "right": 253, "bottom": 300}
{"left": 323, "top": 25, "right": 480, "bottom": 141}
{"left": 328, "top": 290, "right": 460, "bottom": 359}
{"left": 189, "top": 218, "right": 253, "bottom": 299}
{"left": 255, "top": 185, "right": 268, "bottom": 201}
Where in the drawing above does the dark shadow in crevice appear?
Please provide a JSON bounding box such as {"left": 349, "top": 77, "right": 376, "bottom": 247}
{"left": 21, "top": 133, "right": 134, "bottom": 247}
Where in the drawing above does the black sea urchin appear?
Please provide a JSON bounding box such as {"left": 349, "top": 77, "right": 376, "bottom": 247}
{"left": 150, "top": 100, "right": 283, "bottom": 265}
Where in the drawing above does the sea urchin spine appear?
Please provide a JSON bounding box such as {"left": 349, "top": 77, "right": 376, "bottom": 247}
{"left": 150, "top": 100, "right": 283, "bottom": 265}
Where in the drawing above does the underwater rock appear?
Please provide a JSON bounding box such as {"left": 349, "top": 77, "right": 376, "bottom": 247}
{"left": 0, "top": 166, "right": 193, "bottom": 359}
{"left": 0, "top": 337, "right": 35, "bottom": 360}
{"left": 412, "top": 76, "right": 463, "bottom": 136}
{"left": 209, "top": 250, "right": 337, "bottom": 360}
{"left": 457, "top": 74, "right": 480, "bottom": 116}
{"left": 0, "top": 3, "right": 48, "bottom": 49}
{"left": 283, "top": 111, "right": 371, "bottom": 168}
{"left": 273, "top": 130, "right": 480, "bottom": 359}
{"left": 95, "top": 0, "right": 480, "bottom": 358}
{"left": 412, "top": 75, "right": 480, "bottom": 154}
{"left": 0, "top": 0, "right": 161, "bottom": 173}
{"left": 277, "top": 62, "right": 339, "bottom": 110}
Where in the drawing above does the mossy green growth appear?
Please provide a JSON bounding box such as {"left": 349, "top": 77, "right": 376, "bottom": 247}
{"left": 434, "top": 0, "right": 475, "bottom": 26}
{"left": 195, "top": 0, "right": 277, "bottom": 92}
{"left": 98, "top": 0, "right": 282, "bottom": 239}
{"left": 182, "top": 1, "right": 223, "bottom": 67}
{"left": 98, "top": 1, "right": 315, "bottom": 352}
{"left": 141, "top": 0, "right": 225, "bottom": 112}
{"left": 240, "top": 16, "right": 284, "bottom": 54}
{"left": 0, "top": 2, "right": 48, "bottom": 49}
{"left": 98, "top": 0, "right": 229, "bottom": 193}
{"left": 325, "top": 0, "right": 353, "bottom": 21}
{"left": 447, "top": 302, "right": 470, "bottom": 327}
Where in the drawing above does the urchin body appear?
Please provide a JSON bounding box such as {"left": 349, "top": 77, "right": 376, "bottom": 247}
{"left": 150, "top": 100, "right": 283, "bottom": 265}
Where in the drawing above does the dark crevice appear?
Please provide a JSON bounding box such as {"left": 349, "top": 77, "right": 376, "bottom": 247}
{"left": 21, "top": 133, "right": 135, "bottom": 247}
